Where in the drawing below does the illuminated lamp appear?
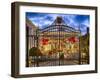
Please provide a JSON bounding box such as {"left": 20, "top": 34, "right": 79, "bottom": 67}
{"left": 68, "top": 37, "right": 79, "bottom": 43}
{"left": 41, "top": 38, "right": 49, "bottom": 45}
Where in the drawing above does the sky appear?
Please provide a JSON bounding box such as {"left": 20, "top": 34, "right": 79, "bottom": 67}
{"left": 26, "top": 12, "right": 90, "bottom": 35}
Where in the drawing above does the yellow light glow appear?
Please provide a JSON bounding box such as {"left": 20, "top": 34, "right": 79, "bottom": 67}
{"left": 44, "top": 44, "right": 51, "bottom": 51}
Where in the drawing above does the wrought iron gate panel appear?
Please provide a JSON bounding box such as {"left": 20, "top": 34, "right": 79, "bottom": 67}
{"left": 26, "top": 16, "right": 89, "bottom": 67}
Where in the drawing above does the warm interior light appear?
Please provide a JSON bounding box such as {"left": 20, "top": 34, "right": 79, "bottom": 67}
{"left": 44, "top": 44, "right": 51, "bottom": 51}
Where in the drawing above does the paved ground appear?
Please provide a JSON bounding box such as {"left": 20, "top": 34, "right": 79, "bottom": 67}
{"left": 31, "top": 59, "right": 81, "bottom": 67}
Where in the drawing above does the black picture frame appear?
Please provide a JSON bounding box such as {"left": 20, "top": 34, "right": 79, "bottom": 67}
{"left": 11, "top": 2, "right": 98, "bottom": 78}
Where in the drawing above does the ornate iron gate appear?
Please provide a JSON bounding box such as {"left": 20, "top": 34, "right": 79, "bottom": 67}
{"left": 26, "top": 16, "right": 89, "bottom": 67}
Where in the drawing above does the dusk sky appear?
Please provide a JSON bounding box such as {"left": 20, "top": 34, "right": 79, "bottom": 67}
{"left": 26, "top": 12, "right": 90, "bottom": 35}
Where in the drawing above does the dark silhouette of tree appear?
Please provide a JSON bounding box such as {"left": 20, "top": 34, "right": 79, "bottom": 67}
{"left": 59, "top": 53, "right": 64, "bottom": 60}
{"left": 80, "top": 33, "right": 89, "bottom": 64}
{"left": 29, "top": 47, "right": 42, "bottom": 66}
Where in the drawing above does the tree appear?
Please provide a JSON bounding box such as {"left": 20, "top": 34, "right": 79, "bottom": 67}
{"left": 29, "top": 47, "right": 42, "bottom": 56}
{"left": 59, "top": 52, "right": 64, "bottom": 60}
{"left": 80, "top": 33, "right": 89, "bottom": 64}
{"left": 29, "top": 47, "right": 42, "bottom": 66}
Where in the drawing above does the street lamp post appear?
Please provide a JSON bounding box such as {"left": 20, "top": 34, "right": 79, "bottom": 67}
{"left": 58, "top": 25, "right": 61, "bottom": 66}
{"left": 26, "top": 26, "right": 29, "bottom": 67}
{"left": 79, "top": 24, "right": 81, "bottom": 64}
{"left": 36, "top": 28, "right": 39, "bottom": 67}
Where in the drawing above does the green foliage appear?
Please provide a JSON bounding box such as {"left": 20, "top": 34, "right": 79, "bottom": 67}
{"left": 29, "top": 47, "right": 42, "bottom": 56}
{"left": 59, "top": 52, "right": 64, "bottom": 59}
{"left": 80, "top": 33, "right": 89, "bottom": 57}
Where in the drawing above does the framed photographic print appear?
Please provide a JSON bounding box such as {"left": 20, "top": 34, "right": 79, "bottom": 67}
{"left": 11, "top": 2, "right": 98, "bottom": 78}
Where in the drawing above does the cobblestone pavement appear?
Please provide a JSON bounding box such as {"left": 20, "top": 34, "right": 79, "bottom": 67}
{"left": 31, "top": 59, "right": 81, "bottom": 67}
